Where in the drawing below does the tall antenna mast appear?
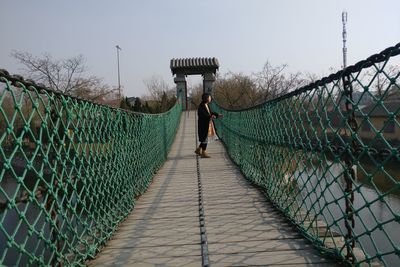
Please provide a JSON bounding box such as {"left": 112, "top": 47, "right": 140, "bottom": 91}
{"left": 342, "top": 10, "right": 348, "bottom": 69}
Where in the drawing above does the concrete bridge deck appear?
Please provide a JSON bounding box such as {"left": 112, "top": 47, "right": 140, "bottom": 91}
{"left": 89, "top": 111, "right": 338, "bottom": 267}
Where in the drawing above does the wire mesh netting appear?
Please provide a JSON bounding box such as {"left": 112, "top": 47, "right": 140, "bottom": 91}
{"left": 0, "top": 72, "right": 182, "bottom": 266}
{"left": 212, "top": 43, "right": 400, "bottom": 266}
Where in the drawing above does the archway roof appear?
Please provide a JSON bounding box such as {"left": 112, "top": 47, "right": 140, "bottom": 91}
{"left": 170, "top": 57, "right": 219, "bottom": 75}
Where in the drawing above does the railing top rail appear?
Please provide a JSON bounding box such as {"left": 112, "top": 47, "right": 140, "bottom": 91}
{"left": 211, "top": 42, "right": 400, "bottom": 266}
{"left": 0, "top": 71, "right": 182, "bottom": 265}
{"left": 0, "top": 68, "right": 180, "bottom": 116}
{"left": 216, "top": 42, "right": 400, "bottom": 112}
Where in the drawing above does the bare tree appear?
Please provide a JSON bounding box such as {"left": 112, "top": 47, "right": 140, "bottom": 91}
{"left": 371, "top": 64, "right": 399, "bottom": 98}
{"left": 143, "top": 75, "right": 173, "bottom": 100}
{"left": 214, "top": 72, "right": 259, "bottom": 109}
{"left": 212, "top": 62, "right": 310, "bottom": 110}
{"left": 143, "top": 75, "right": 176, "bottom": 112}
{"left": 73, "top": 76, "right": 116, "bottom": 100}
{"left": 188, "top": 83, "right": 203, "bottom": 109}
{"left": 11, "top": 51, "right": 113, "bottom": 100}
{"left": 253, "top": 61, "right": 307, "bottom": 101}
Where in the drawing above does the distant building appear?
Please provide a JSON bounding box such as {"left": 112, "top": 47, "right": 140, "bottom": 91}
{"left": 126, "top": 97, "right": 138, "bottom": 107}
{"left": 97, "top": 98, "right": 121, "bottom": 108}
{"left": 352, "top": 91, "right": 373, "bottom": 110}
{"left": 296, "top": 98, "right": 399, "bottom": 150}
{"left": 355, "top": 101, "right": 400, "bottom": 142}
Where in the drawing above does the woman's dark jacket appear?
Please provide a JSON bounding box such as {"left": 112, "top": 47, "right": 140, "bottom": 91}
{"left": 197, "top": 102, "right": 218, "bottom": 142}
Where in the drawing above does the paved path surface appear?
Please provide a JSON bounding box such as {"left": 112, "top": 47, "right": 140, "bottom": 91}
{"left": 89, "top": 111, "right": 338, "bottom": 266}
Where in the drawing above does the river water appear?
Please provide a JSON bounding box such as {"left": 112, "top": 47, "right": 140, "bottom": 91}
{"left": 294, "top": 157, "right": 400, "bottom": 266}
{"left": 0, "top": 170, "right": 88, "bottom": 266}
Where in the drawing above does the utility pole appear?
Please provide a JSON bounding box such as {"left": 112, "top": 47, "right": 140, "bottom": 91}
{"left": 342, "top": 10, "right": 348, "bottom": 69}
{"left": 116, "top": 45, "right": 122, "bottom": 100}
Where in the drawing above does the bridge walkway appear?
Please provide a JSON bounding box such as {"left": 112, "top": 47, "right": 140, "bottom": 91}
{"left": 89, "top": 111, "right": 338, "bottom": 266}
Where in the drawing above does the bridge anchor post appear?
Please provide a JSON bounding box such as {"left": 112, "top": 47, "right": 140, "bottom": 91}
{"left": 174, "top": 73, "right": 187, "bottom": 110}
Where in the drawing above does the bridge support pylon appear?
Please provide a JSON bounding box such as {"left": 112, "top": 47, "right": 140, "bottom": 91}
{"left": 174, "top": 73, "right": 187, "bottom": 110}
{"left": 203, "top": 72, "right": 216, "bottom": 95}
{"left": 170, "top": 57, "right": 219, "bottom": 110}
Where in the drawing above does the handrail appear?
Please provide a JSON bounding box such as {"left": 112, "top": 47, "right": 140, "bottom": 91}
{"left": 212, "top": 42, "right": 400, "bottom": 266}
{"left": 0, "top": 73, "right": 182, "bottom": 266}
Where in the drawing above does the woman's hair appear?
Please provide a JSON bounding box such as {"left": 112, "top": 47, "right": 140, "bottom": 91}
{"left": 201, "top": 93, "right": 211, "bottom": 103}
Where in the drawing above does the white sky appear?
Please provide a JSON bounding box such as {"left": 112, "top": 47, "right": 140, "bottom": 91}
{"left": 1, "top": 0, "right": 399, "bottom": 97}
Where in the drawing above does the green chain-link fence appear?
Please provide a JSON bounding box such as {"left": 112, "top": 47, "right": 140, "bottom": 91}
{"left": 212, "top": 43, "right": 400, "bottom": 266}
{"left": 0, "top": 72, "right": 182, "bottom": 266}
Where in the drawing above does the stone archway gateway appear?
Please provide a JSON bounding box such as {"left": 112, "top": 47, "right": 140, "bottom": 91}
{"left": 170, "top": 57, "right": 219, "bottom": 110}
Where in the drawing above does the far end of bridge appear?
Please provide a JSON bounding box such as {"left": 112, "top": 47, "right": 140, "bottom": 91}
{"left": 170, "top": 57, "right": 219, "bottom": 110}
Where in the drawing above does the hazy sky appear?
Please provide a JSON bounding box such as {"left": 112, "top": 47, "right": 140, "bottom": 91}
{"left": 1, "top": 0, "right": 399, "bottom": 97}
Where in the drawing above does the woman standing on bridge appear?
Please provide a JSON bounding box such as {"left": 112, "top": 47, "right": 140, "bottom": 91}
{"left": 195, "top": 93, "right": 222, "bottom": 158}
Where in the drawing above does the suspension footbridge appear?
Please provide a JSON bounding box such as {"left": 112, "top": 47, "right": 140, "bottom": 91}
{"left": 0, "top": 43, "right": 399, "bottom": 266}
{"left": 88, "top": 112, "right": 338, "bottom": 266}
